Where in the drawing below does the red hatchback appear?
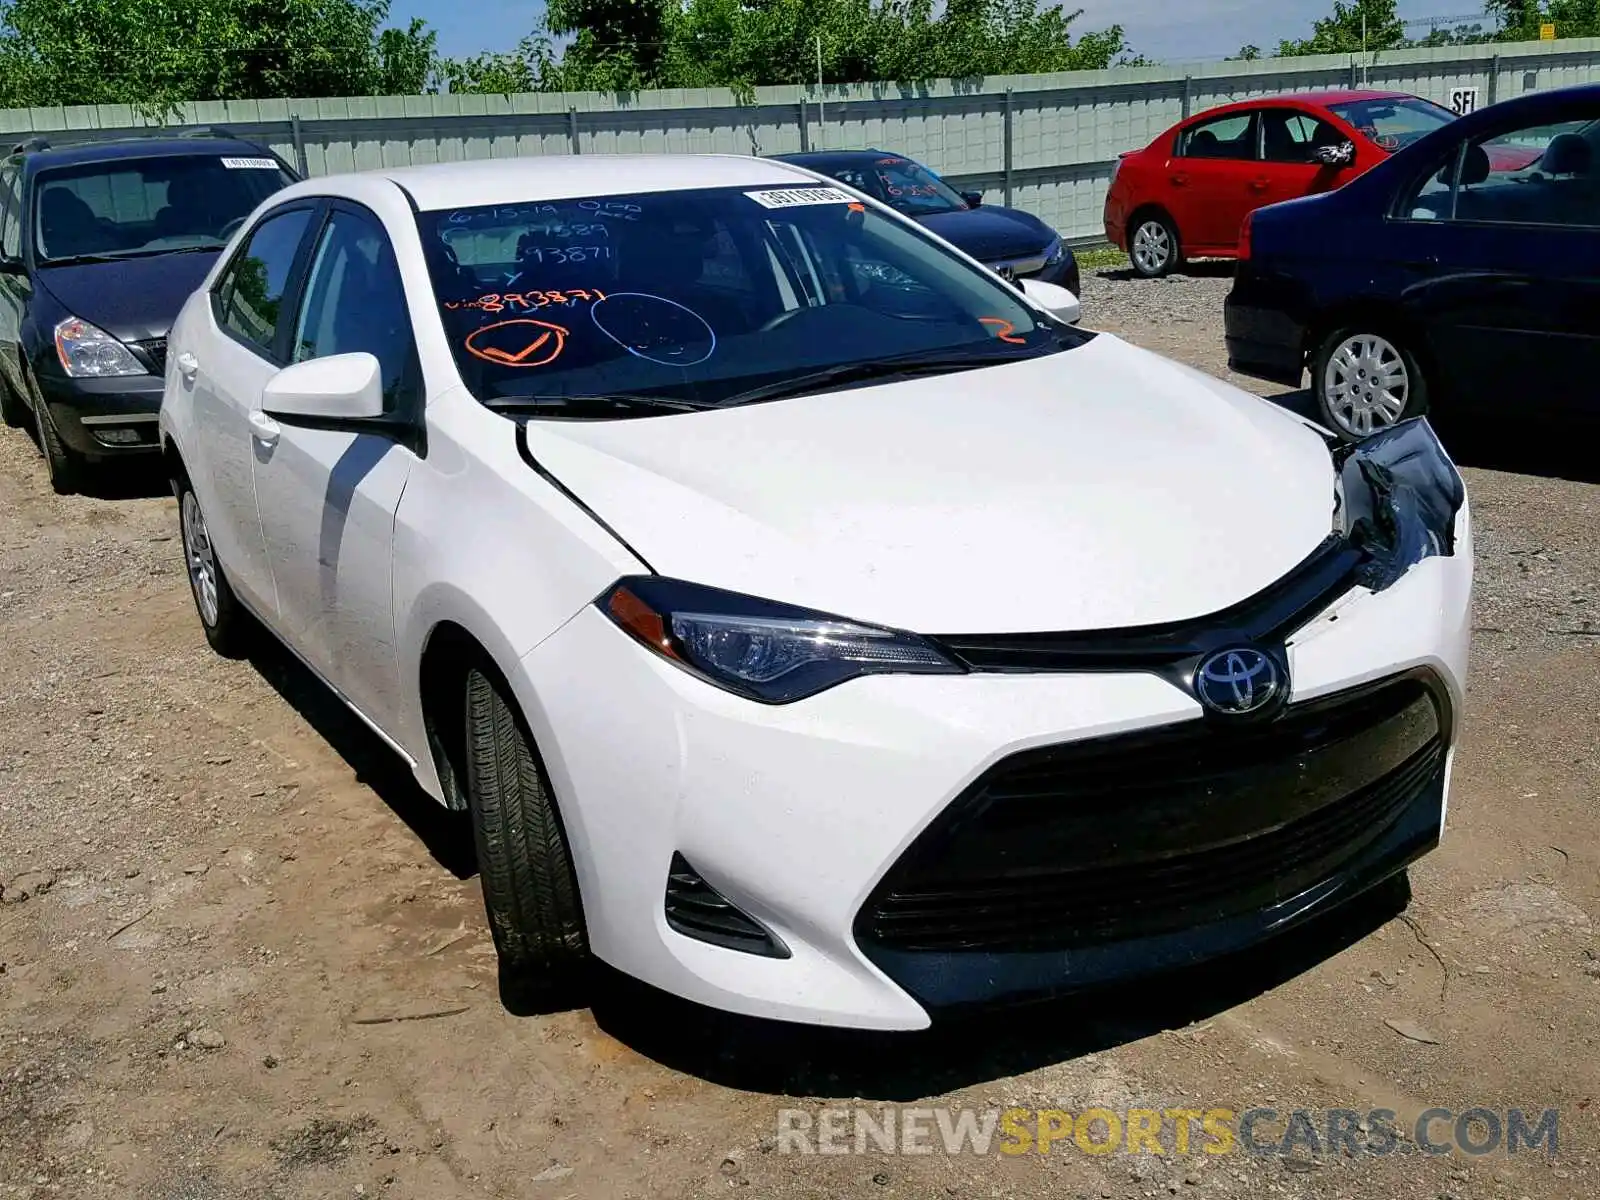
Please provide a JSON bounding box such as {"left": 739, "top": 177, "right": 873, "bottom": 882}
{"left": 1104, "top": 90, "right": 1462, "bottom": 277}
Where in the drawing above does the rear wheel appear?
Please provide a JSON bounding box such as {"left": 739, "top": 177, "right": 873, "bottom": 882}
{"left": 1129, "top": 212, "right": 1180, "bottom": 278}
{"left": 463, "top": 664, "right": 588, "bottom": 1004}
{"left": 1313, "top": 328, "right": 1429, "bottom": 442}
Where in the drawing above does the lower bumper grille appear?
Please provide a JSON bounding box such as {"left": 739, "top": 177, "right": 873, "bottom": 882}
{"left": 856, "top": 674, "right": 1448, "bottom": 955}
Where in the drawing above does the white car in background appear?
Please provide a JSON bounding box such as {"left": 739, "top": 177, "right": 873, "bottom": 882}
{"left": 159, "top": 154, "right": 1472, "bottom": 1031}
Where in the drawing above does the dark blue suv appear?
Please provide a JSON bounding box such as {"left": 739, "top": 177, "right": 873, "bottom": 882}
{"left": 1226, "top": 83, "right": 1600, "bottom": 442}
{"left": 0, "top": 131, "right": 298, "bottom": 492}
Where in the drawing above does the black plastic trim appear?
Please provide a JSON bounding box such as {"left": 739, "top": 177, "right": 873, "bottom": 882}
{"left": 932, "top": 533, "right": 1361, "bottom": 677}
{"left": 664, "top": 853, "right": 791, "bottom": 959}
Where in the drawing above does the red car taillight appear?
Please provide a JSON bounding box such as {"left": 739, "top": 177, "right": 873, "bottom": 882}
{"left": 1238, "top": 210, "right": 1254, "bottom": 260}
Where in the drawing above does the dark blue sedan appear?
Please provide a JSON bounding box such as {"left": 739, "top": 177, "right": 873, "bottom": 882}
{"left": 772, "top": 150, "right": 1080, "bottom": 299}
{"left": 1226, "top": 83, "right": 1600, "bottom": 441}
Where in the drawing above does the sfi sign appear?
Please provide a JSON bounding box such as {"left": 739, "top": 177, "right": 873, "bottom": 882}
{"left": 1450, "top": 87, "right": 1480, "bottom": 116}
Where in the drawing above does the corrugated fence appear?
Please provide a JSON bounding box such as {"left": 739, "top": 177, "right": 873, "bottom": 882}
{"left": 3, "top": 37, "right": 1599, "bottom": 244}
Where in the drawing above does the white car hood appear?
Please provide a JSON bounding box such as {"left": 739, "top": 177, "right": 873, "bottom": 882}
{"left": 524, "top": 334, "right": 1337, "bottom": 634}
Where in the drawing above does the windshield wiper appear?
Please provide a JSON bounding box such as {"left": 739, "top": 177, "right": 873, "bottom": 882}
{"left": 720, "top": 349, "right": 1043, "bottom": 408}
{"left": 43, "top": 244, "right": 224, "bottom": 267}
{"left": 485, "top": 393, "right": 718, "bottom": 417}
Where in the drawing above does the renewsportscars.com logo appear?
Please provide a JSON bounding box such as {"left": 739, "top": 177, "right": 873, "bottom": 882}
{"left": 775, "top": 1106, "right": 1561, "bottom": 1160}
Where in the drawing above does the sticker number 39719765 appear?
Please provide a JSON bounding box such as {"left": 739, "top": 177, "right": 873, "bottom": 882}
{"left": 744, "top": 187, "right": 858, "bottom": 209}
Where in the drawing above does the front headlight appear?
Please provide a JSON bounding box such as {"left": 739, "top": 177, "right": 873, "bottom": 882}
{"left": 54, "top": 317, "right": 145, "bottom": 378}
{"left": 600, "top": 577, "right": 963, "bottom": 703}
{"left": 1336, "top": 418, "right": 1465, "bottom": 593}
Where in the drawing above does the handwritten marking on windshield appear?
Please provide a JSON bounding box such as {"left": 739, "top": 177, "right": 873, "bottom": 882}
{"left": 464, "top": 319, "right": 569, "bottom": 368}
{"left": 446, "top": 289, "right": 608, "bottom": 314}
{"left": 979, "top": 317, "right": 1026, "bottom": 345}
{"left": 590, "top": 293, "right": 717, "bottom": 367}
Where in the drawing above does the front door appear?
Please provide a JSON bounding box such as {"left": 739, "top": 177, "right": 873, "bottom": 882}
{"left": 1256, "top": 107, "right": 1355, "bottom": 208}
{"left": 190, "top": 203, "right": 320, "bottom": 616}
{"left": 251, "top": 202, "right": 421, "bottom": 734}
{"left": 1389, "top": 103, "right": 1600, "bottom": 422}
{"left": 1170, "top": 109, "right": 1262, "bottom": 253}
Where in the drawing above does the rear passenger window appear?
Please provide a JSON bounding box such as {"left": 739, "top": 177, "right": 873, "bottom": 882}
{"left": 1179, "top": 113, "right": 1260, "bottom": 161}
{"left": 214, "top": 207, "right": 314, "bottom": 356}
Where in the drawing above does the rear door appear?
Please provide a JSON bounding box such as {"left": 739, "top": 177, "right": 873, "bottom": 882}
{"left": 1257, "top": 107, "right": 1357, "bottom": 207}
{"left": 1388, "top": 103, "right": 1600, "bottom": 421}
{"left": 250, "top": 201, "right": 421, "bottom": 732}
{"left": 1169, "top": 110, "right": 1262, "bottom": 253}
{"left": 189, "top": 201, "right": 320, "bottom": 617}
{"left": 0, "top": 160, "right": 29, "bottom": 404}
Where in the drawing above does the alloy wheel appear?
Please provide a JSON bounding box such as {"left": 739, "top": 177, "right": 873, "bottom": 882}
{"left": 1131, "top": 220, "right": 1171, "bottom": 275}
{"left": 181, "top": 492, "right": 221, "bottom": 628}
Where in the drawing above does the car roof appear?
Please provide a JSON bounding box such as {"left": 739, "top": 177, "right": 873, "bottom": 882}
{"left": 371, "top": 153, "right": 819, "bottom": 212}
{"left": 772, "top": 150, "right": 903, "bottom": 165}
{"left": 18, "top": 135, "right": 279, "bottom": 173}
{"left": 1181, "top": 89, "right": 1418, "bottom": 123}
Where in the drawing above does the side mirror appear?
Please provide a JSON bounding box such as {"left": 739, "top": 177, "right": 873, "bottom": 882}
{"left": 961, "top": 190, "right": 984, "bottom": 208}
{"left": 262, "top": 352, "right": 384, "bottom": 421}
{"left": 1020, "top": 278, "right": 1081, "bottom": 326}
{"left": 1313, "top": 141, "right": 1356, "bottom": 167}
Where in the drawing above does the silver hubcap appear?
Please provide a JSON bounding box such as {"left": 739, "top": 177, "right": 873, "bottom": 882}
{"left": 181, "top": 492, "right": 220, "bottom": 628}
{"left": 1323, "top": 334, "right": 1410, "bottom": 438}
{"left": 1132, "top": 221, "right": 1171, "bottom": 273}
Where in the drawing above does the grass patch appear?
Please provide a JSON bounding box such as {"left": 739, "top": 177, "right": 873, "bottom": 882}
{"left": 1073, "top": 244, "right": 1127, "bottom": 270}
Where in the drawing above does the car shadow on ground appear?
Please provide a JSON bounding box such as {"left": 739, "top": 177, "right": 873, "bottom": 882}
{"left": 1264, "top": 389, "right": 1600, "bottom": 487}
{"left": 243, "top": 633, "right": 478, "bottom": 881}
{"left": 585, "top": 873, "right": 1410, "bottom": 1100}
{"left": 1096, "top": 260, "right": 1236, "bottom": 283}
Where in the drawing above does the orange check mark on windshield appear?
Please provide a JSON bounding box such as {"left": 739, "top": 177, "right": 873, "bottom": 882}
{"left": 465, "top": 319, "right": 569, "bottom": 368}
{"left": 482, "top": 331, "right": 553, "bottom": 363}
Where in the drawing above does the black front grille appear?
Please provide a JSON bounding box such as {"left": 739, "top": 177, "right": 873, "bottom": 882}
{"left": 856, "top": 674, "right": 1447, "bottom": 954}
{"left": 664, "top": 853, "right": 790, "bottom": 958}
{"left": 134, "top": 338, "right": 167, "bottom": 376}
{"left": 936, "top": 535, "right": 1362, "bottom": 673}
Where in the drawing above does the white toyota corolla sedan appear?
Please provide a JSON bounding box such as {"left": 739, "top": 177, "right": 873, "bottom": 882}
{"left": 159, "top": 154, "right": 1472, "bottom": 1031}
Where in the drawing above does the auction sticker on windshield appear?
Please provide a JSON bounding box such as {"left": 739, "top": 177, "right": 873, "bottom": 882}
{"left": 745, "top": 187, "right": 857, "bottom": 209}
{"left": 221, "top": 157, "right": 280, "bottom": 169}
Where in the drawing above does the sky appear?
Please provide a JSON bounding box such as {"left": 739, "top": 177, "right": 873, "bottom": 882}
{"left": 388, "top": 1, "right": 1498, "bottom": 67}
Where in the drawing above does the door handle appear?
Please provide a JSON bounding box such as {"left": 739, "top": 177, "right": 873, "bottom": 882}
{"left": 1249, "top": 177, "right": 1270, "bottom": 191}
{"left": 248, "top": 409, "right": 280, "bottom": 445}
{"left": 1170, "top": 172, "right": 1189, "bottom": 187}
{"left": 177, "top": 351, "right": 199, "bottom": 379}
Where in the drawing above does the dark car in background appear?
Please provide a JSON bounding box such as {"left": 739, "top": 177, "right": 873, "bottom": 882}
{"left": 0, "top": 131, "right": 298, "bottom": 492}
{"left": 1225, "top": 83, "right": 1600, "bottom": 442}
{"left": 773, "top": 149, "right": 1081, "bottom": 298}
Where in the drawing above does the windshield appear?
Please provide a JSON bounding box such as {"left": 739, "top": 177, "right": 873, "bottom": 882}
{"left": 34, "top": 154, "right": 295, "bottom": 263}
{"left": 856, "top": 156, "right": 970, "bottom": 216}
{"left": 417, "top": 184, "right": 1080, "bottom": 413}
{"left": 1326, "top": 97, "right": 1455, "bottom": 151}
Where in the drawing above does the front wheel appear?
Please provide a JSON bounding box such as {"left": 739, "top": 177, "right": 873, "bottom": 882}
{"left": 1313, "top": 329, "right": 1428, "bottom": 442}
{"left": 1129, "top": 213, "right": 1180, "bottom": 278}
{"left": 464, "top": 665, "right": 589, "bottom": 1006}
{"left": 34, "top": 394, "right": 84, "bottom": 494}
{"left": 177, "top": 485, "right": 252, "bottom": 657}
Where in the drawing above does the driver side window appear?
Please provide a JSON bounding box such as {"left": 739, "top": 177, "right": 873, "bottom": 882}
{"left": 213, "top": 206, "right": 315, "bottom": 358}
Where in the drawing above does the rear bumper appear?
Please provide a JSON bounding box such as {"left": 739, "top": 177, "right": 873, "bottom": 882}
{"left": 38, "top": 372, "right": 165, "bottom": 456}
{"left": 1224, "top": 289, "right": 1309, "bottom": 388}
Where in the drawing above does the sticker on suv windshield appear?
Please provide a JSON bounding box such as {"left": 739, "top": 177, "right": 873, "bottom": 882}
{"left": 220, "top": 157, "right": 279, "bottom": 169}
{"left": 744, "top": 187, "right": 857, "bottom": 209}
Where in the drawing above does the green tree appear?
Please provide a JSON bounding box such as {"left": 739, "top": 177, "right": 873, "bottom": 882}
{"left": 1276, "top": 0, "right": 1405, "bottom": 55}
{"left": 1486, "top": 0, "right": 1600, "bottom": 40}
{"left": 0, "top": 0, "right": 442, "bottom": 111}
{"left": 1232, "top": 43, "right": 1262, "bottom": 59}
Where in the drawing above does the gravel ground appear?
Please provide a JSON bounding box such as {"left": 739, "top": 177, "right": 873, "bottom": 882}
{"left": 1, "top": 263, "right": 1597, "bottom": 1200}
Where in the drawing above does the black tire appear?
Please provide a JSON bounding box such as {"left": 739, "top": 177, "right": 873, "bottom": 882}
{"left": 0, "top": 372, "right": 27, "bottom": 428}
{"left": 1129, "top": 210, "right": 1181, "bottom": 279}
{"left": 34, "top": 393, "right": 84, "bottom": 495}
{"left": 176, "top": 483, "right": 252, "bottom": 658}
{"left": 1311, "top": 327, "right": 1430, "bottom": 443}
{"left": 463, "top": 665, "right": 588, "bottom": 1000}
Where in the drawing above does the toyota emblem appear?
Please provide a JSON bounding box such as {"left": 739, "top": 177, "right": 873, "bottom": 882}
{"left": 1195, "top": 647, "right": 1284, "bottom": 717}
